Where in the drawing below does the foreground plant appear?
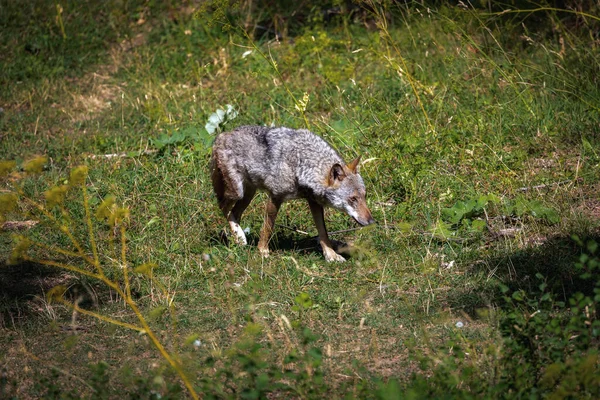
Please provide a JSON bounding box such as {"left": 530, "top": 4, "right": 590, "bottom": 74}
{"left": 0, "top": 157, "right": 199, "bottom": 399}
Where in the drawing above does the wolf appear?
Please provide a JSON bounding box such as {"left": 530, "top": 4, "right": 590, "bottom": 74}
{"left": 210, "top": 126, "right": 374, "bottom": 262}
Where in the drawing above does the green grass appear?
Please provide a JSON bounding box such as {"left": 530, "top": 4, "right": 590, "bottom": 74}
{"left": 1, "top": 0, "right": 599, "bottom": 398}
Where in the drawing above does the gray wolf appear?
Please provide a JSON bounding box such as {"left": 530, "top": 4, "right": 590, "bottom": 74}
{"left": 210, "top": 126, "right": 374, "bottom": 262}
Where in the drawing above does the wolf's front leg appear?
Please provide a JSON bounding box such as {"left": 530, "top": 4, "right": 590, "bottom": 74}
{"left": 308, "top": 200, "right": 346, "bottom": 262}
{"left": 258, "top": 198, "right": 281, "bottom": 258}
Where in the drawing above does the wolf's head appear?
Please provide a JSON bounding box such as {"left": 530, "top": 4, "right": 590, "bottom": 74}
{"left": 325, "top": 156, "right": 375, "bottom": 226}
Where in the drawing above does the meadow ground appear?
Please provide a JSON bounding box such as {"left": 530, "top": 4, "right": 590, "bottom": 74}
{"left": 0, "top": 1, "right": 599, "bottom": 398}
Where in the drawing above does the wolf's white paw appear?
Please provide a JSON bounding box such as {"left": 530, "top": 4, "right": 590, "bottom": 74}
{"left": 229, "top": 222, "right": 247, "bottom": 245}
{"left": 324, "top": 247, "right": 346, "bottom": 262}
{"left": 233, "top": 233, "right": 247, "bottom": 245}
{"left": 258, "top": 247, "right": 270, "bottom": 258}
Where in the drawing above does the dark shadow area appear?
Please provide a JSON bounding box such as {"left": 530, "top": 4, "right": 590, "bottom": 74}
{"left": 211, "top": 228, "right": 359, "bottom": 259}
{"left": 447, "top": 230, "right": 600, "bottom": 316}
{"left": 239, "top": 0, "right": 600, "bottom": 43}
{"left": 0, "top": 261, "right": 68, "bottom": 328}
{"left": 256, "top": 232, "right": 320, "bottom": 255}
{"left": 0, "top": 261, "right": 65, "bottom": 300}
{"left": 212, "top": 228, "right": 324, "bottom": 256}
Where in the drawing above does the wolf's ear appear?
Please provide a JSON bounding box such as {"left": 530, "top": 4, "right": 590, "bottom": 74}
{"left": 347, "top": 155, "right": 361, "bottom": 173}
{"left": 329, "top": 163, "right": 346, "bottom": 185}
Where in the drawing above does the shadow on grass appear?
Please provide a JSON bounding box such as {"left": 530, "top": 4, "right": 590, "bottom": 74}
{"left": 212, "top": 228, "right": 359, "bottom": 259}
{"left": 0, "top": 261, "right": 69, "bottom": 327}
{"left": 448, "top": 230, "right": 600, "bottom": 316}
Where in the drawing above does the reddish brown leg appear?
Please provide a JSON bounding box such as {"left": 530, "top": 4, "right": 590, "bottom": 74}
{"left": 257, "top": 198, "right": 281, "bottom": 257}
{"left": 308, "top": 200, "right": 345, "bottom": 262}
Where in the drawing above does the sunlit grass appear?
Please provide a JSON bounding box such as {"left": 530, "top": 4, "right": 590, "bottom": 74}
{"left": 1, "top": 0, "right": 599, "bottom": 397}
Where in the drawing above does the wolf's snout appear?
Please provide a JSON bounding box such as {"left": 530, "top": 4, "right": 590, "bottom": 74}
{"left": 362, "top": 216, "right": 376, "bottom": 226}
{"left": 354, "top": 212, "right": 375, "bottom": 226}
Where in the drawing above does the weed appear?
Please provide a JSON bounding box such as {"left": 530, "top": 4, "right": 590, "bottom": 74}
{"left": 0, "top": 159, "right": 199, "bottom": 398}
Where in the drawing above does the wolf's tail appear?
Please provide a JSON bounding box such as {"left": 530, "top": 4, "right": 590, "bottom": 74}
{"left": 210, "top": 155, "right": 225, "bottom": 206}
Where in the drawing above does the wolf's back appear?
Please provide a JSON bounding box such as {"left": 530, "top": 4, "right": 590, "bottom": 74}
{"left": 211, "top": 126, "right": 344, "bottom": 199}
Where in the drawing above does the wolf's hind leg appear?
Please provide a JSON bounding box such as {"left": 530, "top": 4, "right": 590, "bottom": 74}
{"left": 217, "top": 198, "right": 246, "bottom": 245}
{"left": 228, "top": 219, "right": 247, "bottom": 245}
{"left": 227, "top": 187, "right": 256, "bottom": 245}
{"left": 213, "top": 158, "right": 248, "bottom": 245}
{"left": 258, "top": 198, "right": 281, "bottom": 257}
{"left": 231, "top": 187, "right": 256, "bottom": 222}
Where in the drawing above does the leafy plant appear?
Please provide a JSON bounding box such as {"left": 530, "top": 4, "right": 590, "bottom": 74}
{"left": 441, "top": 194, "right": 499, "bottom": 231}
{"left": 504, "top": 196, "right": 560, "bottom": 224}
{"left": 0, "top": 158, "right": 200, "bottom": 399}
{"left": 441, "top": 194, "right": 560, "bottom": 234}
{"left": 205, "top": 104, "right": 238, "bottom": 134}
{"left": 152, "top": 126, "right": 204, "bottom": 150}
{"left": 151, "top": 104, "right": 238, "bottom": 153}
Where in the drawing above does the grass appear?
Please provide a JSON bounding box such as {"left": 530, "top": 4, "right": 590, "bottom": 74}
{"left": 1, "top": 0, "right": 599, "bottom": 397}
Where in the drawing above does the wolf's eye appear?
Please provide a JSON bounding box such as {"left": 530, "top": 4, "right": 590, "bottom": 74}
{"left": 349, "top": 196, "right": 358, "bottom": 204}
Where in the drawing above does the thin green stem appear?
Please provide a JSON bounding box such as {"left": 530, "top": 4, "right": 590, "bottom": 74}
{"left": 124, "top": 293, "right": 199, "bottom": 399}
{"left": 29, "top": 241, "right": 96, "bottom": 267}
{"left": 54, "top": 2, "right": 67, "bottom": 40}
{"left": 32, "top": 252, "right": 197, "bottom": 396}
{"left": 22, "top": 196, "right": 94, "bottom": 265}
{"left": 59, "top": 299, "right": 145, "bottom": 332}
{"left": 82, "top": 182, "right": 101, "bottom": 274}
{"left": 121, "top": 224, "right": 132, "bottom": 300}
{"left": 24, "top": 256, "right": 103, "bottom": 281}
{"left": 118, "top": 221, "right": 199, "bottom": 399}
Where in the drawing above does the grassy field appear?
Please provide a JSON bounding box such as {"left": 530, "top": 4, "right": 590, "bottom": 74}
{"left": 1, "top": 0, "right": 599, "bottom": 398}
